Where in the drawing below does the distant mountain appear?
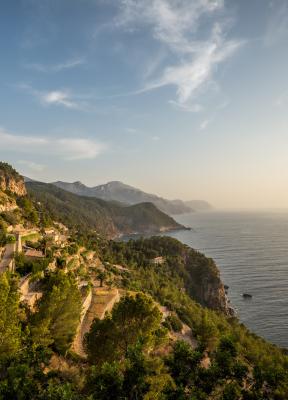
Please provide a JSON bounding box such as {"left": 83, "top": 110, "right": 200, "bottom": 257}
{"left": 185, "top": 200, "right": 213, "bottom": 211}
{"left": 23, "top": 176, "right": 36, "bottom": 183}
{"left": 52, "top": 180, "right": 193, "bottom": 215}
{"left": 27, "top": 181, "right": 186, "bottom": 238}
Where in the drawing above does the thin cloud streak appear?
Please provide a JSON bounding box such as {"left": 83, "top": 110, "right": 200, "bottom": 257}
{"left": 18, "top": 84, "right": 91, "bottom": 111}
{"left": 0, "top": 128, "right": 106, "bottom": 160}
{"left": 24, "top": 57, "right": 86, "bottom": 73}
{"left": 264, "top": 0, "right": 288, "bottom": 46}
{"left": 115, "top": 0, "right": 243, "bottom": 110}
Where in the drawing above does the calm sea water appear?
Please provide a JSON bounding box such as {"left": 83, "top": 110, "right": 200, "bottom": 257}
{"left": 164, "top": 211, "right": 288, "bottom": 348}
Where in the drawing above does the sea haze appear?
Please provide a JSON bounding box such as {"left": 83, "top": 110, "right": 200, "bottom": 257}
{"left": 164, "top": 210, "right": 288, "bottom": 348}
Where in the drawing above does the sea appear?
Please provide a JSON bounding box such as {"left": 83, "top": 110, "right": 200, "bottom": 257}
{"left": 161, "top": 210, "right": 288, "bottom": 349}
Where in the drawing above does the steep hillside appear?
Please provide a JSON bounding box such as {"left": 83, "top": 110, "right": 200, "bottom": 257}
{"left": 52, "top": 180, "right": 193, "bottom": 215}
{"left": 106, "top": 236, "right": 231, "bottom": 314}
{"left": 26, "top": 181, "right": 185, "bottom": 238}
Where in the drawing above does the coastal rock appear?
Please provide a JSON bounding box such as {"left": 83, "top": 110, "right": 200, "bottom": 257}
{"left": 198, "top": 279, "right": 233, "bottom": 315}
{"left": 184, "top": 250, "right": 233, "bottom": 315}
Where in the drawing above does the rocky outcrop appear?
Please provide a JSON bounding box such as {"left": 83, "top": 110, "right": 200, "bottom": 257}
{"left": 0, "top": 162, "right": 27, "bottom": 196}
{"left": 0, "top": 192, "right": 18, "bottom": 212}
{"left": 199, "top": 279, "right": 234, "bottom": 315}
{"left": 176, "top": 245, "right": 233, "bottom": 315}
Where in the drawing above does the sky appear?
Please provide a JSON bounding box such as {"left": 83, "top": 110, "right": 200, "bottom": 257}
{"left": 1, "top": 0, "right": 288, "bottom": 208}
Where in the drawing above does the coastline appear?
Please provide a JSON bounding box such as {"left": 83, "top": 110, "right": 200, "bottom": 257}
{"left": 161, "top": 210, "right": 288, "bottom": 349}
{"left": 114, "top": 224, "right": 191, "bottom": 241}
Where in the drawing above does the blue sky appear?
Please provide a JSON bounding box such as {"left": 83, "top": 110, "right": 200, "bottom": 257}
{"left": 1, "top": 0, "right": 288, "bottom": 208}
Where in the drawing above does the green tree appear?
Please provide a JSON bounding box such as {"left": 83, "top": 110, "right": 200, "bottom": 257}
{"left": 0, "top": 273, "right": 21, "bottom": 361}
{"left": 31, "top": 272, "right": 82, "bottom": 353}
{"left": 39, "top": 382, "right": 80, "bottom": 400}
{"left": 197, "top": 309, "right": 218, "bottom": 349}
{"left": 85, "top": 293, "right": 163, "bottom": 364}
{"left": 96, "top": 270, "right": 108, "bottom": 287}
{"left": 56, "top": 257, "right": 66, "bottom": 269}
{"left": 166, "top": 340, "right": 202, "bottom": 388}
{"left": 214, "top": 336, "right": 238, "bottom": 379}
{"left": 0, "top": 346, "right": 50, "bottom": 400}
{"left": 87, "top": 361, "right": 124, "bottom": 400}
{"left": 222, "top": 382, "right": 241, "bottom": 400}
{"left": 124, "top": 344, "right": 175, "bottom": 400}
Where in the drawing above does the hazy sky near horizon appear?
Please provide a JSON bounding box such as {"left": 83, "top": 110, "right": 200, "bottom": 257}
{"left": 1, "top": 0, "right": 288, "bottom": 208}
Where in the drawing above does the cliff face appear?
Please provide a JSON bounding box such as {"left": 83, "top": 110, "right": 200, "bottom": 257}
{"left": 196, "top": 277, "right": 232, "bottom": 315}
{"left": 0, "top": 162, "right": 27, "bottom": 196}
{"left": 0, "top": 192, "right": 18, "bottom": 212}
{"left": 125, "top": 237, "right": 231, "bottom": 315}
{"left": 183, "top": 249, "right": 232, "bottom": 315}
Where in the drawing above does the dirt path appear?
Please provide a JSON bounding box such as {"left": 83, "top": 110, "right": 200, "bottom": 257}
{"left": 72, "top": 286, "right": 120, "bottom": 357}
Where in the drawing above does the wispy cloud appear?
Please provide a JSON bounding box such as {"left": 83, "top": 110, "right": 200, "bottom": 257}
{"left": 142, "top": 50, "right": 166, "bottom": 79}
{"left": 116, "top": 0, "right": 224, "bottom": 49}
{"left": 264, "top": 0, "right": 288, "bottom": 46}
{"left": 0, "top": 127, "right": 105, "bottom": 160}
{"left": 115, "top": 0, "right": 242, "bottom": 110}
{"left": 199, "top": 99, "right": 229, "bottom": 130}
{"left": 18, "top": 84, "right": 89, "bottom": 111}
{"left": 41, "top": 90, "right": 79, "bottom": 109}
{"left": 24, "top": 57, "right": 86, "bottom": 73}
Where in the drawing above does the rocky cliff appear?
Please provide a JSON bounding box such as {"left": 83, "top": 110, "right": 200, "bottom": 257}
{"left": 0, "top": 162, "right": 27, "bottom": 196}
{"left": 184, "top": 249, "right": 232, "bottom": 314}
{"left": 196, "top": 277, "right": 233, "bottom": 315}
{"left": 0, "top": 192, "right": 18, "bottom": 212}
{"left": 120, "top": 236, "right": 231, "bottom": 315}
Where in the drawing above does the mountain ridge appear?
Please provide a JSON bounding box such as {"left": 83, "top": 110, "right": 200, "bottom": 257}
{"left": 26, "top": 181, "right": 187, "bottom": 238}
{"left": 52, "top": 180, "right": 212, "bottom": 215}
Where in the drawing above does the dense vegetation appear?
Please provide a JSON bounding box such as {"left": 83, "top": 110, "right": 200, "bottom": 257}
{"left": 99, "top": 237, "right": 225, "bottom": 310}
{"left": 30, "top": 271, "right": 82, "bottom": 354}
{"left": 26, "top": 181, "right": 183, "bottom": 237}
{"left": 1, "top": 258, "right": 288, "bottom": 399}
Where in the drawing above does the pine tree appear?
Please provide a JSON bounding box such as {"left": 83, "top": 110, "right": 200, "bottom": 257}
{"left": 0, "top": 273, "right": 21, "bottom": 360}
